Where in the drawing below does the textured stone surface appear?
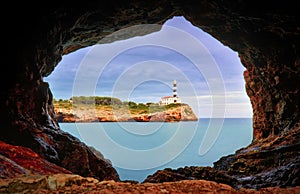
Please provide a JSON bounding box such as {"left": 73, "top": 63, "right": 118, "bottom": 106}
{"left": 0, "top": 141, "right": 71, "bottom": 178}
{"left": 1, "top": 174, "right": 300, "bottom": 194}
{"left": 213, "top": 124, "right": 300, "bottom": 189}
{"left": 0, "top": 174, "right": 99, "bottom": 193}
{"left": 0, "top": 0, "right": 299, "bottom": 191}
{"left": 143, "top": 166, "right": 237, "bottom": 188}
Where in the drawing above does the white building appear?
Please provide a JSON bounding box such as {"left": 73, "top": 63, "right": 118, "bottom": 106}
{"left": 159, "top": 80, "right": 181, "bottom": 105}
{"left": 159, "top": 96, "right": 181, "bottom": 105}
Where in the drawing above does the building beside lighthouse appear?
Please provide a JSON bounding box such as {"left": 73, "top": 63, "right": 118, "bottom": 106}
{"left": 159, "top": 80, "right": 181, "bottom": 105}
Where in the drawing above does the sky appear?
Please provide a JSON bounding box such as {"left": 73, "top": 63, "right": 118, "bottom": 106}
{"left": 44, "top": 16, "right": 252, "bottom": 118}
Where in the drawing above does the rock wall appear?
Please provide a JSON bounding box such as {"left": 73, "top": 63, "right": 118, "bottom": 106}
{"left": 0, "top": 141, "right": 72, "bottom": 178}
{"left": 1, "top": 0, "right": 299, "bottom": 189}
{"left": 1, "top": 79, "right": 119, "bottom": 181}
{"left": 181, "top": 0, "right": 300, "bottom": 141}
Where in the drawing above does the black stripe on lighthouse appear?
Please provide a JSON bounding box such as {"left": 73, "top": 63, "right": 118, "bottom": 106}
{"left": 173, "top": 80, "right": 177, "bottom": 98}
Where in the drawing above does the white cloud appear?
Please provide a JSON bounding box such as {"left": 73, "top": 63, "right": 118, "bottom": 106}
{"left": 181, "top": 91, "right": 252, "bottom": 118}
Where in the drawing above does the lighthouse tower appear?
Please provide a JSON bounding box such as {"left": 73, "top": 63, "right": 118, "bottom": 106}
{"left": 173, "top": 80, "right": 177, "bottom": 102}
{"left": 173, "top": 80, "right": 177, "bottom": 97}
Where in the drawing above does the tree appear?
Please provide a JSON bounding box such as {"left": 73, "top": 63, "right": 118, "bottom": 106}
{"left": 128, "top": 101, "right": 137, "bottom": 109}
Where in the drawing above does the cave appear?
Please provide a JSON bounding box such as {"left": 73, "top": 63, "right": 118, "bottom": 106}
{"left": 1, "top": 0, "right": 299, "bottom": 191}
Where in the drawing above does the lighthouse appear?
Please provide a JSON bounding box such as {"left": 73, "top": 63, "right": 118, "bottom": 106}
{"left": 173, "top": 80, "right": 177, "bottom": 102}
{"left": 159, "top": 80, "right": 181, "bottom": 105}
{"left": 173, "top": 80, "right": 177, "bottom": 98}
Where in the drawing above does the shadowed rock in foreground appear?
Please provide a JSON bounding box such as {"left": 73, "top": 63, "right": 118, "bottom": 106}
{"left": 0, "top": 141, "right": 72, "bottom": 178}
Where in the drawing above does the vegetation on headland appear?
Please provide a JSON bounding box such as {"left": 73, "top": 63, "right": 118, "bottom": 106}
{"left": 53, "top": 96, "right": 183, "bottom": 115}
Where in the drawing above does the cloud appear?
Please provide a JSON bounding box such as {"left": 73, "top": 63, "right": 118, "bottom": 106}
{"left": 181, "top": 91, "right": 252, "bottom": 118}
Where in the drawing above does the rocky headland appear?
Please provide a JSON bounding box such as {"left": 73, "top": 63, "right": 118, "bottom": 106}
{"left": 54, "top": 98, "right": 198, "bottom": 122}
{"left": 1, "top": 0, "right": 299, "bottom": 193}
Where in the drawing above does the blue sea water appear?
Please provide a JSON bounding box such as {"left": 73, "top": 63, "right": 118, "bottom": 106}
{"left": 59, "top": 118, "right": 252, "bottom": 182}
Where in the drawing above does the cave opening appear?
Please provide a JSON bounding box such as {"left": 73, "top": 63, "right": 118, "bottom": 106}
{"left": 44, "top": 16, "right": 253, "bottom": 182}
{"left": 1, "top": 1, "right": 298, "bottom": 190}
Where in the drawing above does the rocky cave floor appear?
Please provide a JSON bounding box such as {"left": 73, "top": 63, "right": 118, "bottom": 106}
{"left": 1, "top": 173, "right": 300, "bottom": 194}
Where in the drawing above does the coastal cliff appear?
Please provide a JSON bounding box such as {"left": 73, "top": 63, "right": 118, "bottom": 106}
{"left": 54, "top": 99, "right": 198, "bottom": 122}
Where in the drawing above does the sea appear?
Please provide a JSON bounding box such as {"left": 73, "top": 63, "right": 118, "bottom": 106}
{"left": 59, "top": 118, "right": 253, "bottom": 182}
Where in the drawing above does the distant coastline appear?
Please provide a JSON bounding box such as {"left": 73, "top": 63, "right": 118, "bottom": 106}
{"left": 53, "top": 96, "right": 198, "bottom": 123}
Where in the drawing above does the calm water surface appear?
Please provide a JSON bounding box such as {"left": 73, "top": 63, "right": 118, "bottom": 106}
{"left": 59, "top": 118, "right": 252, "bottom": 182}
